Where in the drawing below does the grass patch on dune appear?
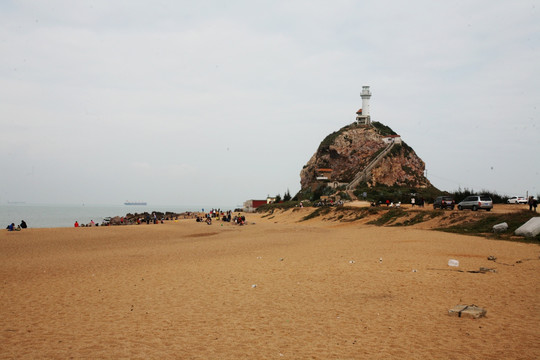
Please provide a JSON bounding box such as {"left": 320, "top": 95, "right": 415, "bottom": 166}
{"left": 394, "top": 210, "right": 443, "bottom": 226}
{"left": 395, "top": 212, "right": 428, "bottom": 226}
{"left": 260, "top": 210, "right": 274, "bottom": 218}
{"left": 338, "top": 206, "right": 383, "bottom": 222}
{"left": 437, "top": 210, "right": 540, "bottom": 243}
{"left": 269, "top": 205, "right": 539, "bottom": 243}
{"left": 367, "top": 208, "right": 407, "bottom": 225}
{"left": 301, "top": 207, "right": 332, "bottom": 221}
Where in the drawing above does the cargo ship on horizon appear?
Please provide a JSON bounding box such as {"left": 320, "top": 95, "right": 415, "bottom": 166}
{"left": 124, "top": 201, "right": 147, "bottom": 206}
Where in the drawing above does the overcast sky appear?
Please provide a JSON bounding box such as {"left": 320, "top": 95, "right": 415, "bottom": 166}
{"left": 1, "top": 0, "right": 539, "bottom": 207}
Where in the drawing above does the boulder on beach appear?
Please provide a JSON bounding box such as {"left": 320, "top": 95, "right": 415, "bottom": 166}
{"left": 492, "top": 222, "right": 508, "bottom": 233}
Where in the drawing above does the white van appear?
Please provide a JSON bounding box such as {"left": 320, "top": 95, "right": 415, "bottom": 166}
{"left": 457, "top": 195, "right": 493, "bottom": 211}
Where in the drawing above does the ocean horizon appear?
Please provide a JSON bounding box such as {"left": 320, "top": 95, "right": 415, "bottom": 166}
{"left": 1, "top": 203, "right": 239, "bottom": 229}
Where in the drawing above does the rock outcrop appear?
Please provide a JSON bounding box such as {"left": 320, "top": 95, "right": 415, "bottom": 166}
{"left": 300, "top": 122, "right": 431, "bottom": 191}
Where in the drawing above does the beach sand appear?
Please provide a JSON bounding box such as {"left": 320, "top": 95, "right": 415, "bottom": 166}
{"left": 1, "top": 210, "right": 539, "bottom": 359}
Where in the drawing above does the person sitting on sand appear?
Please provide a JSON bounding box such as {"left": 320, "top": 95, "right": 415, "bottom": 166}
{"left": 234, "top": 215, "right": 246, "bottom": 225}
{"left": 206, "top": 217, "right": 212, "bottom": 225}
{"left": 6, "top": 223, "right": 15, "bottom": 231}
{"left": 74, "top": 221, "right": 79, "bottom": 228}
{"left": 20, "top": 220, "right": 27, "bottom": 229}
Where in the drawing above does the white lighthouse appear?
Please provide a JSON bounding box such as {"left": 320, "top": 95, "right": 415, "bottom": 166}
{"left": 356, "top": 85, "right": 372, "bottom": 126}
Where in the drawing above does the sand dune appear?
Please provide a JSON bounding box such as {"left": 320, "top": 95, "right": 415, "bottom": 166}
{"left": 1, "top": 213, "right": 539, "bottom": 359}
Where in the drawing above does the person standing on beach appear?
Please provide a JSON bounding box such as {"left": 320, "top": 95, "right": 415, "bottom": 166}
{"left": 411, "top": 197, "right": 415, "bottom": 207}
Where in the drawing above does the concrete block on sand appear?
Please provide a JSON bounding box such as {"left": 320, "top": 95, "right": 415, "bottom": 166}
{"left": 492, "top": 222, "right": 508, "bottom": 233}
{"left": 448, "top": 305, "right": 487, "bottom": 319}
{"left": 514, "top": 217, "right": 540, "bottom": 238}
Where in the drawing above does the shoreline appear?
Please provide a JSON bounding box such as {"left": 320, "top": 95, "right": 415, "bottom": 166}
{"left": 1, "top": 203, "right": 237, "bottom": 229}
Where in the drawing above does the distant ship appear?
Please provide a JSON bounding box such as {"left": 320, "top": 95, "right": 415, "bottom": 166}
{"left": 124, "top": 201, "right": 147, "bottom": 206}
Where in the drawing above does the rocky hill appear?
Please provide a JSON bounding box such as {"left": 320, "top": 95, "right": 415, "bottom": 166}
{"left": 300, "top": 122, "right": 432, "bottom": 192}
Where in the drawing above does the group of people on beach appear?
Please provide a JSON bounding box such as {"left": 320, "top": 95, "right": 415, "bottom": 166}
{"left": 196, "top": 210, "right": 246, "bottom": 225}
{"left": 371, "top": 197, "right": 422, "bottom": 207}
{"left": 371, "top": 199, "right": 405, "bottom": 207}
{"left": 74, "top": 220, "right": 99, "bottom": 227}
{"left": 74, "top": 212, "right": 181, "bottom": 227}
{"left": 5, "top": 220, "right": 27, "bottom": 231}
{"left": 68, "top": 208, "right": 246, "bottom": 228}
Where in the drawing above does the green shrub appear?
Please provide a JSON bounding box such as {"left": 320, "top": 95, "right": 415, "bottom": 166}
{"left": 256, "top": 201, "right": 301, "bottom": 212}
{"left": 448, "top": 188, "right": 507, "bottom": 204}
{"left": 337, "top": 191, "right": 351, "bottom": 201}
{"left": 372, "top": 121, "right": 397, "bottom": 136}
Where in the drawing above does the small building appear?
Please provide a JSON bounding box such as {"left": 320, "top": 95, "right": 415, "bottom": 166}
{"left": 382, "top": 135, "right": 402, "bottom": 144}
{"left": 316, "top": 168, "right": 333, "bottom": 181}
{"left": 243, "top": 199, "right": 267, "bottom": 213}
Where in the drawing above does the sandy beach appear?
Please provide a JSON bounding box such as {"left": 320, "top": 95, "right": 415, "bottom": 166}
{"left": 1, "top": 209, "right": 539, "bottom": 359}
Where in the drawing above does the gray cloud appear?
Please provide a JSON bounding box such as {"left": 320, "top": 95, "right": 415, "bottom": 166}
{"left": 1, "top": 0, "right": 539, "bottom": 205}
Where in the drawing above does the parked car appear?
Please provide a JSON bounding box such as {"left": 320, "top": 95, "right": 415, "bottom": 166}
{"left": 457, "top": 195, "right": 493, "bottom": 211}
{"left": 507, "top": 196, "right": 527, "bottom": 204}
{"left": 433, "top": 196, "right": 455, "bottom": 210}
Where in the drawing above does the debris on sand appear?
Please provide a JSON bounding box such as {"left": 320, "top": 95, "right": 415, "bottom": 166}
{"left": 448, "top": 305, "right": 487, "bottom": 319}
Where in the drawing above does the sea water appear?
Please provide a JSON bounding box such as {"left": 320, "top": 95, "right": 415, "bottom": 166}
{"left": 0, "top": 204, "right": 236, "bottom": 229}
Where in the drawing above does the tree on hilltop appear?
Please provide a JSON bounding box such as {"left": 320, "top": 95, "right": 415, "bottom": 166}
{"left": 283, "top": 189, "right": 291, "bottom": 201}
